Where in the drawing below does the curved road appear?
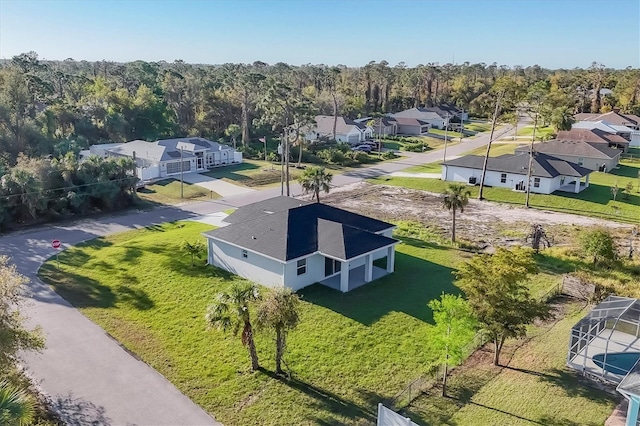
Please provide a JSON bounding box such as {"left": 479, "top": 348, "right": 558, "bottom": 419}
{"left": 1, "top": 125, "right": 514, "bottom": 425}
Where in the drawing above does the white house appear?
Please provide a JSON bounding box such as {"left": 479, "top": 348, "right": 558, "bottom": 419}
{"left": 442, "top": 151, "right": 592, "bottom": 194}
{"left": 307, "top": 115, "right": 373, "bottom": 144}
{"left": 573, "top": 120, "right": 640, "bottom": 148}
{"left": 89, "top": 137, "right": 242, "bottom": 181}
{"left": 392, "top": 108, "right": 448, "bottom": 129}
{"left": 202, "top": 197, "right": 398, "bottom": 293}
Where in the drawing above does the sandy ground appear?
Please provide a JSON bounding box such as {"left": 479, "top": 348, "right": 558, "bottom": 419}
{"left": 316, "top": 182, "right": 636, "bottom": 249}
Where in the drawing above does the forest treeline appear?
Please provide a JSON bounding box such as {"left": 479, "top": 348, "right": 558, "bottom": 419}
{"left": 0, "top": 52, "right": 639, "bottom": 230}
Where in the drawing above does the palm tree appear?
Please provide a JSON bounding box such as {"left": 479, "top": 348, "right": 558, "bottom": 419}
{"left": 180, "top": 240, "right": 205, "bottom": 267}
{"left": 298, "top": 166, "right": 333, "bottom": 203}
{"left": 256, "top": 288, "right": 301, "bottom": 375}
{"left": 442, "top": 184, "right": 471, "bottom": 243}
{"left": 0, "top": 381, "right": 35, "bottom": 426}
{"left": 206, "top": 282, "right": 261, "bottom": 371}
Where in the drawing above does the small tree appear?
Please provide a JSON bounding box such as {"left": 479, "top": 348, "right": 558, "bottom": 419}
{"left": 625, "top": 182, "right": 633, "bottom": 200}
{"left": 456, "top": 247, "right": 550, "bottom": 365}
{"left": 298, "top": 166, "right": 333, "bottom": 203}
{"left": 580, "top": 227, "right": 616, "bottom": 266}
{"left": 611, "top": 183, "right": 619, "bottom": 201}
{"left": 428, "top": 294, "right": 477, "bottom": 397}
{"left": 180, "top": 240, "right": 205, "bottom": 267}
{"left": 206, "top": 282, "right": 261, "bottom": 371}
{"left": 256, "top": 288, "right": 301, "bottom": 375}
{"left": 225, "top": 124, "right": 242, "bottom": 149}
{"left": 0, "top": 256, "right": 44, "bottom": 371}
{"left": 442, "top": 184, "right": 471, "bottom": 243}
{"left": 0, "top": 380, "right": 35, "bottom": 425}
{"left": 526, "top": 223, "right": 551, "bottom": 253}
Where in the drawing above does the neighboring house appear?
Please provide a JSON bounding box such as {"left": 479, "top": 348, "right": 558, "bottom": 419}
{"left": 515, "top": 140, "right": 621, "bottom": 172}
{"left": 573, "top": 120, "right": 640, "bottom": 147}
{"left": 89, "top": 137, "right": 242, "bottom": 181}
{"left": 393, "top": 117, "right": 431, "bottom": 135}
{"left": 574, "top": 110, "right": 640, "bottom": 130}
{"left": 441, "top": 151, "right": 592, "bottom": 194}
{"left": 556, "top": 128, "right": 630, "bottom": 152}
{"left": 370, "top": 117, "right": 399, "bottom": 136}
{"left": 392, "top": 108, "right": 448, "bottom": 129}
{"left": 202, "top": 197, "right": 398, "bottom": 293}
{"left": 308, "top": 115, "right": 373, "bottom": 144}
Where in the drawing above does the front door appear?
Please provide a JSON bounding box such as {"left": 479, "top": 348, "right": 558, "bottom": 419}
{"left": 197, "top": 157, "right": 204, "bottom": 169}
{"left": 324, "top": 257, "right": 341, "bottom": 277}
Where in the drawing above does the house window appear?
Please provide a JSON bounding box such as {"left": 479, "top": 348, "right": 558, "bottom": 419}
{"left": 324, "top": 257, "right": 341, "bottom": 277}
{"left": 242, "top": 249, "right": 248, "bottom": 258}
{"left": 500, "top": 173, "right": 507, "bottom": 183}
{"left": 296, "top": 259, "right": 307, "bottom": 276}
{"left": 578, "top": 157, "right": 584, "bottom": 166}
{"left": 534, "top": 178, "right": 540, "bottom": 188}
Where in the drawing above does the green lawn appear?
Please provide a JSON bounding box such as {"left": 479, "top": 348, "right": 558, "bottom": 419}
{"left": 403, "top": 299, "right": 618, "bottom": 425}
{"left": 37, "top": 221, "right": 568, "bottom": 424}
{"left": 137, "top": 179, "right": 219, "bottom": 204}
{"left": 463, "top": 143, "right": 518, "bottom": 157}
{"left": 517, "top": 126, "right": 556, "bottom": 140}
{"left": 428, "top": 128, "right": 464, "bottom": 139}
{"left": 464, "top": 121, "right": 492, "bottom": 133}
{"left": 403, "top": 162, "right": 443, "bottom": 174}
{"left": 370, "top": 161, "right": 640, "bottom": 224}
{"left": 383, "top": 135, "right": 455, "bottom": 151}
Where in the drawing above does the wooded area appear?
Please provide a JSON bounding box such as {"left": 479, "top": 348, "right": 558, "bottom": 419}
{"left": 0, "top": 52, "right": 639, "bottom": 230}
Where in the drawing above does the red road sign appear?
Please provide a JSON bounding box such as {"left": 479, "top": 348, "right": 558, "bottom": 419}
{"left": 52, "top": 239, "right": 61, "bottom": 249}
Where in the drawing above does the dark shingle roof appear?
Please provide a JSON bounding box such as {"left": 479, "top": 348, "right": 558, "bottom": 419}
{"left": 556, "top": 129, "right": 629, "bottom": 145}
{"left": 394, "top": 117, "right": 430, "bottom": 127}
{"left": 443, "top": 152, "right": 591, "bottom": 178}
{"left": 204, "top": 197, "right": 396, "bottom": 261}
{"left": 515, "top": 140, "right": 621, "bottom": 160}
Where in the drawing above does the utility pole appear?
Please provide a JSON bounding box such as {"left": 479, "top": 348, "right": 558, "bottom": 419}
{"left": 443, "top": 112, "right": 449, "bottom": 163}
{"left": 525, "top": 107, "right": 539, "bottom": 207}
{"left": 280, "top": 133, "right": 284, "bottom": 196}
{"left": 180, "top": 147, "right": 184, "bottom": 199}
{"left": 285, "top": 128, "right": 290, "bottom": 197}
{"left": 459, "top": 108, "right": 464, "bottom": 143}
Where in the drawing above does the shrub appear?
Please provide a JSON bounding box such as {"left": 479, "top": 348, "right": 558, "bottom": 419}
{"left": 382, "top": 150, "right": 398, "bottom": 160}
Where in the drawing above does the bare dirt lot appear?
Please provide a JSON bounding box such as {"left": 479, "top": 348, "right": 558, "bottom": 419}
{"left": 318, "top": 182, "right": 637, "bottom": 250}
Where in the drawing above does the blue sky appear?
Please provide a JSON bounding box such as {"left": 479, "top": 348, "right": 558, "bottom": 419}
{"left": 1, "top": 0, "right": 638, "bottom": 69}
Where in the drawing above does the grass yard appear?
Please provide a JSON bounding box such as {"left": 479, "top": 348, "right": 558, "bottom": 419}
{"left": 517, "top": 125, "right": 556, "bottom": 140}
{"left": 383, "top": 135, "right": 455, "bottom": 151}
{"left": 403, "top": 162, "right": 443, "bottom": 174}
{"left": 464, "top": 121, "right": 492, "bottom": 133}
{"left": 202, "top": 159, "right": 297, "bottom": 188}
{"left": 463, "top": 142, "right": 518, "bottom": 157}
{"left": 137, "top": 179, "right": 219, "bottom": 204}
{"left": 38, "top": 220, "right": 567, "bottom": 425}
{"left": 428, "top": 128, "right": 464, "bottom": 139}
{"left": 370, "top": 161, "right": 640, "bottom": 224}
{"left": 403, "top": 299, "right": 619, "bottom": 425}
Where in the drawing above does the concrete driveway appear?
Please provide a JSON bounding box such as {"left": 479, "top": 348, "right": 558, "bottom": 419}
{"left": 182, "top": 172, "right": 254, "bottom": 197}
{"left": 3, "top": 123, "right": 517, "bottom": 425}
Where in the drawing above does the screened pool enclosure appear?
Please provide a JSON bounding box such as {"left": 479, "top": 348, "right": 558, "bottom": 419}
{"left": 567, "top": 296, "right": 640, "bottom": 383}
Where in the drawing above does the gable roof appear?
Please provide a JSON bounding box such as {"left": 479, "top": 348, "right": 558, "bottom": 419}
{"left": 106, "top": 137, "right": 232, "bottom": 163}
{"left": 204, "top": 197, "right": 396, "bottom": 262}
{"left": 572, "top": 120, "right": 635, "bottom": 134}
{"left": 315, "top": 115, "right": 369, "bottom": 136}
{"left": 556, "top": 128, "right": 629, "bottom": 145}
{"left": 443, "top": 152, "right": 591, "bottom": 178}
{"left": 515, "top": 140, "right": 621, "bottom": 160}
{"left": 392, "top": 108, "right": 444, "bottom": 120}
{"left": 393, "top": 117, "right": 431, "bottom": 127}
{"left": 574, "top": 111, "right": 639, "bottom": 128}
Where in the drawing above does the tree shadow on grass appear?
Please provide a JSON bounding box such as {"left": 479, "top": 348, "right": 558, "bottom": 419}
{"left": 116, "top": 284, "right": 154, "bottom": 310}
{"left": 301, "top": 251, "right": 457, "bottom": 325}
{"left": 258, "top": 369, "right": 376, "bottom": 424}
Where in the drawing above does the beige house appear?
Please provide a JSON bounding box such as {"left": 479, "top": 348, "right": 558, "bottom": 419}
{"left": 515, "top": 140, "right": 621, "bottom": 172}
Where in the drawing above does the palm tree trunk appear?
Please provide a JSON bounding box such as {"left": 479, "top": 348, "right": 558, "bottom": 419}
{"left": 275, "top": 327, "right": 284, "bottom": 375}
{"left": 245, "top": 322, "right": 260, "bottom": 371}
{"left": 332, "top": 94, "right": 338, "bottom": 141}
{"left": 315, "top": 188, "right": 320, "bottom": 203}
{"left": 451, "top": 208, "right": 456, "bottom": 243}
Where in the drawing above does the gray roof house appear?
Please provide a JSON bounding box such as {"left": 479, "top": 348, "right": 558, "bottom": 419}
{"left": 515, "top": 140, "right": 621, "bottom": 172}
{"left": 392, "top": 108, "right": 448, "bottom": 129}
{"left": 442, "top": 151, "right": 592, "bottom": 194}
{"left": 202, "top": 197, "right": 398, "bottom": 292}
{"left": 89, "top": 137, "right": 242, "bottom": 181}
{"left": 308, "top": 115, "right": 373, "bottom": 144}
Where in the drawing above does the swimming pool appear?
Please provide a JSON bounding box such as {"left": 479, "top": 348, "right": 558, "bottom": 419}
{"left": 592, "top": 352, "right": 640, "bottom": 376}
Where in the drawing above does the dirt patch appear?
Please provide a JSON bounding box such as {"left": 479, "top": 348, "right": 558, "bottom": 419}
{"left": 317, "top": 182, "right": 637, "bottom": 250}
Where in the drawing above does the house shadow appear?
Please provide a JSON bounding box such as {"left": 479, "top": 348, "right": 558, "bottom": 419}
{"left": 612, "top": 164, "right": 640, "bottom": 179}
{"left": 557, "top": 183, "right": 640, "bottom": 207}
{"left": 300, "top": 251, "right": 458, "bottom": 325}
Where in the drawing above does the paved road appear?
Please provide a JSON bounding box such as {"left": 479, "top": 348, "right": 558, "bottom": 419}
{"left": 1, "top": 124, "right": 514, "bottom": 425}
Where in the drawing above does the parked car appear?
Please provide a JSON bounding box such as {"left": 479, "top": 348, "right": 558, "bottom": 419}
{"left": 352, "top": 144, "right": 372, "bottom": 153}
